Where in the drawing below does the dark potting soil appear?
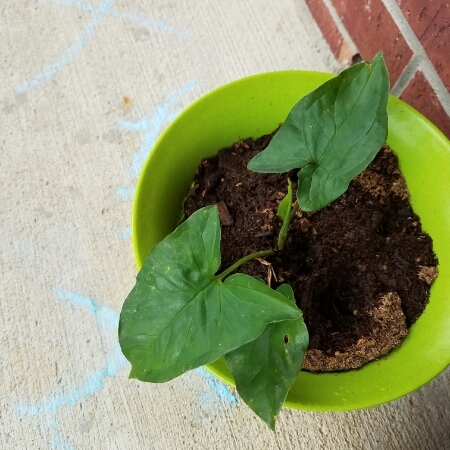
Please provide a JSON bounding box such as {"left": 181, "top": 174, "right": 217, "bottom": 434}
{"left": 184, "top": 132, "right": 438, "bottom": 372}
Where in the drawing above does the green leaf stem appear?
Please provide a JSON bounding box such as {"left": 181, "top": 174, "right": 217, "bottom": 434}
{"left": 276, "top": 179, "right": 293, "bottom": 250}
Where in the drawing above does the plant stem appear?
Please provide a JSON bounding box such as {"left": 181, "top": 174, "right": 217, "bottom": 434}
{"left": 277, "top": 221, "right": 289, "bottom": 251}
{"left": 216, "top": 249, "right": 275, "bottom": 281}
{"left": 278, "top": 202, "right": 300, "bottom": 250}
{"left": 289, "top": 202, "right": 300, "bottom": 221}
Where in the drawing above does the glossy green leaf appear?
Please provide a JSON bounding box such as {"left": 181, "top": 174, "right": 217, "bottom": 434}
{"left": 225, "top": 284, "right": 309, "bottom": 430}
{"left": 275, "top": 283, "right": 295, "bottom": 304}
{"left": 119, "top": 206, "right": 300, "bottom": 383}
{"left": 248, "top": 52, "right": 389, "bottom": 211}
{"left": 276, "top": 179, "right": 293, "bottom": 250}
{"left": 276, "top": 179, "right": 293, "bottom": 221}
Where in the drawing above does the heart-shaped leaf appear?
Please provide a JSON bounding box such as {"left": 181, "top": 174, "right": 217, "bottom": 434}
{"left": 248, "top": 52, "right": 389, "bottom": 211}
{"left": 225, "top": 284, "right": 309, "bottom": 430}
{"left": 119, "top": 206, "right": 300, "bottom": 383}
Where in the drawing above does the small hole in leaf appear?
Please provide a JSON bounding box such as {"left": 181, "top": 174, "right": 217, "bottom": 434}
{"left": 284, "top": 334, "right": 289, "bottom": 344}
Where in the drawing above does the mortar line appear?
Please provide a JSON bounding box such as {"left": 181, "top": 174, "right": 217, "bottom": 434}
{"left": 391, "top": 53, "right": 421, "bottom": 96}
{"left": 381, "top": 0, "right": 450, "bottom": 115}
{"left": 321, "top": 0, "right": 359, "bottom": 63}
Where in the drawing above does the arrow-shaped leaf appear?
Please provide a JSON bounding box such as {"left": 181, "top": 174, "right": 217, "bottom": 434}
{"left": 225, "top": 284, "right": 309, "bottom": 430}
{"left": 119, "top": 206, "right": 300, "bottom": 383}
{"left": 248, "top": 52, "right": 389, "bottom": 211}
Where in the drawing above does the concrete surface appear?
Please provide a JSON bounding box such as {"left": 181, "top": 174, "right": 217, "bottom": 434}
{"left": 1, "top": 1, "right": 449, "bottom": 448}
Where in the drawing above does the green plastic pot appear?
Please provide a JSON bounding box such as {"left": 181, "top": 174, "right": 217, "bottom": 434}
{"left": 131, "top": 71, "right": 450, "bottom": 411}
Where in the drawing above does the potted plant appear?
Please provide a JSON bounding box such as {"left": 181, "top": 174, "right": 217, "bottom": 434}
{"left": 119, "top": 53, "right": 450, "bottom": 428}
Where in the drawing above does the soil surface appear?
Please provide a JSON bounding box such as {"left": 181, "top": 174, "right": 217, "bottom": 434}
{"left": 184, "top": 132, "right": 438, "bottom": 372}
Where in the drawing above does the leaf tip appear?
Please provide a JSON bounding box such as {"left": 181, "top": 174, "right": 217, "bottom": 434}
{"left": 267, "top": 415, "right": 276, "bottom": 431}
{"left": 246, "top": 154, "right": 260, "bottom": 172}
{"left": 129, "top": 366, "right": 144, "bottom": 381}
{"left": 128, "top": 371, "right": 138, "bottom": 380}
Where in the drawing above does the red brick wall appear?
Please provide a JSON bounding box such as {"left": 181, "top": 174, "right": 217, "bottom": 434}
{"left": 306, "top": 0, "right": 450, "bottom": 139}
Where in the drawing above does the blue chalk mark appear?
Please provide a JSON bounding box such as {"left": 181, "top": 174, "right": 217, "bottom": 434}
{"left": 54, "top": 286, "right": 118, "bottom": 331}
{"left": 115, "top": 186, "right": 135, "bottom": 200}
{"left": 17, "top": 0, "right": 189, "bottom": 93}
{"left": 115, "top": 79, "right": 196, "bottom": 210}
{"left": 16, "top": 8, "right": 101, "bottom": 93}
{"left": 119, "top": 227, "right": 131, "bottom": 240}
{"left": 20, "top": 288, "right": 124, "bottom": 415}
{"left": 118, "top": 79, "right": 196, "bottom": 181}
{"left": 18, "top": 344, "right": 126, "bottom": 415}
{"left": 195, "top": 367, "right": 239, "bottom": 407}
{"left": 17, "top": 288, "right": 127, "bottom": 449}
{"left": 48, "top": 0, "right": 189, "bottom": 36}
{"left": 52, "top": 434, "right": 75, "bottom": 450}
